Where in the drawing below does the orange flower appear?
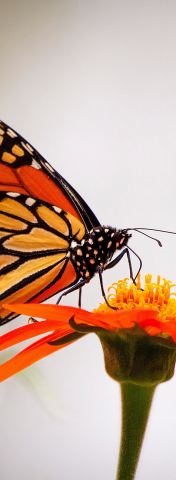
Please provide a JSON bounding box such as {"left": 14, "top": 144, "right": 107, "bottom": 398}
{"left": 1, "top": 274, "right": 176, "bottom": 382}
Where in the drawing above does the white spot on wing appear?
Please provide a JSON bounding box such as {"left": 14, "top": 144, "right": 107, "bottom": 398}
{"left": 53, "top": 206, "right": 61, "bottom": 213}
{"left": 7, "top": 128, "right": 17, "bottom": 138}
{"left": 7, "top": 192, "right": 20, "bottom": 197}
{"left": 21, "top": 142, "right": 34, "bottom": 154}
{"left": 31, "top": 159, "right": 41, "bottom": 169}
{"left": 25, "top": 197, "right": 36, "bottom": 206}
{"left": 44, "top": 161, "right": 55, "bottom": 173}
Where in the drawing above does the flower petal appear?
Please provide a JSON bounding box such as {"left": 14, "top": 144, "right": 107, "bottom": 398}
{"left": 92, "top": 309, "right": 158, "bottom": 330}
{"left": 0, "top": 327, "right": 83, "bottom": 382}
{"left": 0, "top": 321, "right": 72, "bottom": 350}
{"left": 4, "top": 303, "right": 90, "bottom": 321}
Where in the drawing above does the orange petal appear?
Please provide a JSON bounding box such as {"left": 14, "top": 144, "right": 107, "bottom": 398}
{"left": 0, "top": 320, "right": 74, "bottom": 351}
{"left": 92, "top": 309, "right": 158, "bottom": 330}
{"left": 4, "top": 303, "right": 91, "bottom": 322}
{"left": 159, "top": 322, "right": 176, "bottom": 342}
{"left": 0, "top": 327, "right": 80, "bottom": 382}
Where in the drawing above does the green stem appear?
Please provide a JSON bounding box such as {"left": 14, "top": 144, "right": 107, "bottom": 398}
{"left": 116, "top": 382, "right": 156, "bottom": 480}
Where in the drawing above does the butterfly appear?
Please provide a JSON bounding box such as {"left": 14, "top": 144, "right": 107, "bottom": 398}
{"left": 0, "top": 120, "right": 160, "bottom": 325}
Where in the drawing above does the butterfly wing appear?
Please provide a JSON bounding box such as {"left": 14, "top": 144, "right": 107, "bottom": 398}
{"left": 0, "top": 121, "right": 100, "bottom": 230}
{"left": 0, "top": 192, "right": 86, "bottom": 324}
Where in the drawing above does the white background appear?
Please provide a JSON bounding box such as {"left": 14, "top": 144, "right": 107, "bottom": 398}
{"left": 0, "top": 1, "right": 176, "bottom": 479}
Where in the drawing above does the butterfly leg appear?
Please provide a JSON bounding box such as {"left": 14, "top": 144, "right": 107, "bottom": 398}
{"left": 78, "top": 287, "right": 82, "bottom": 308}
{"left": 56, "top": 279, "right": 86, "bottom": 305}
{"left": 127, "top": 246, "right": 142, "bottom": 280}
{"left": 28, "top": 317, "right": 38, "bottom": 323}
{"left": 104, "top": 247, "right": 142, "bottom": 282}
{"left": 98, "top": 268, "right": 117, "bottom": 309}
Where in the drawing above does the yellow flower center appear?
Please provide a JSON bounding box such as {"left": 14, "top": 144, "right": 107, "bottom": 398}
{"left": 96, "top": 275, "right": 176, "bottom": 322}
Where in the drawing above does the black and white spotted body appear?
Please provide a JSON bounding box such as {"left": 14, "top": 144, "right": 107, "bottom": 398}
{"left": 70, "top": 226, "right": 131, "bottom": 280}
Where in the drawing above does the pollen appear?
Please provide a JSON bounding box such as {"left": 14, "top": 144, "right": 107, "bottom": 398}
{"left": 96, "top": 274, "right": 176, "bottom": 323}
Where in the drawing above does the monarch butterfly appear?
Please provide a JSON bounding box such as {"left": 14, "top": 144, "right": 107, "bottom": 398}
{"left": 0, "top": 121, "right": 174, "bottom": 325}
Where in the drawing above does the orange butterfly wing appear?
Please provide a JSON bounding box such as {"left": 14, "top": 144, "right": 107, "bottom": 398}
{"left": 0, "top": 121, "right": 100, "bottom": 324}
{"left": 0, "top": 123, "right": 81, "bottom": 218}
{"left": 0, "top": 193, "right": 86, "bottom": 323}
{"left": 0, "top": 121, "right": 99, "bottom": 228}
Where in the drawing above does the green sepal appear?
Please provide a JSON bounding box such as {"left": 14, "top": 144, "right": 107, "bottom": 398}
{"left": 48, "top": 331, "right": 86, "bottom": 346}
{"left": 98, "top": 325, "right": 176, "bottom": 385}
{"left": 69, "top": 316, "right": 105, "bottom": 333}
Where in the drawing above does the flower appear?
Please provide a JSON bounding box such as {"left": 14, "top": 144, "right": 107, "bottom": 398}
{"left": 1, "top": 274, "right": 176, "bottom": 479}
{"left": 1, "top": 274, "right": 176, "bottom": 383}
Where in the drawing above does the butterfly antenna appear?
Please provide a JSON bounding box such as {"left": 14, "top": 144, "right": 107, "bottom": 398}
{"left": 127, "top": 227, "right": 176, "bottom": 247}
{"left": 132, "top": 229, "right": 162, "bottom": 246}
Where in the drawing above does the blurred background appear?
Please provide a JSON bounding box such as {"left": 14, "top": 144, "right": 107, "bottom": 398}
{"left": 1, "top": 1, "right": 176, "bottom": 478}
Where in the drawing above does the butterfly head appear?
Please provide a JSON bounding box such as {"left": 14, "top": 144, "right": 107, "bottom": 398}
{"left": 98, "top": 227, "right": 132, "bottom": 264}
{"left": 114, "top": 229, "right": 132, "bottom": 251}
